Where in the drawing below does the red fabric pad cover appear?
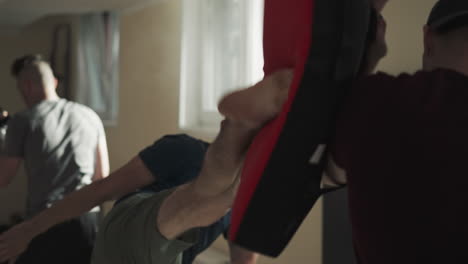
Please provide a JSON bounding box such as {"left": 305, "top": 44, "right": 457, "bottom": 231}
{"left": 230, "top": 0, "right": 313, "bottom": 247}
{"left": 229, "top": 0, "right": 370, "bottom": 257}
{"left": 229, "top": 0, "right": 313, "bottom": 250}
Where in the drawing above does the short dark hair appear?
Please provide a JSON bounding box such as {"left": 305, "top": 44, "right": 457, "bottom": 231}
{"left": 11, "top": 54, "right": 47, "bottom": 77}
{"left": 427, "top": 0, "right": 468, "bottom": 35}
{"left": 435, "top": 15, "right": 468, "bottom": 35}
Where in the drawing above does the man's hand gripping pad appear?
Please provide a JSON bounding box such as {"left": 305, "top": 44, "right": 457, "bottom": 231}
{"left": 229, "top": 0, "right": 371, "bottom": 257}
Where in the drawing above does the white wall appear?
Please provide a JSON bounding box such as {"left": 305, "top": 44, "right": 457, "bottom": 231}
{"left": 378, "top": 0, "right": 438, "bottom": 74}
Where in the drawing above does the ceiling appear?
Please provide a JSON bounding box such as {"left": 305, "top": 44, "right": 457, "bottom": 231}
{"left": 0, "top": 0, "right": 164, "bottom": 29}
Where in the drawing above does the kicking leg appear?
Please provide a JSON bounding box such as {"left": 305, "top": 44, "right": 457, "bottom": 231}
{"left": 193, "top": 69, "right": 293, "bottom": 196}
{"left": 158, "top": 69, "right": 293, "bottom": 238}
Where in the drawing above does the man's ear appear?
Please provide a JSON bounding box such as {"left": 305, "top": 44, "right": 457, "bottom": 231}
{"left": 25, "top": 80, "right": 33, "bottom": 92}
{"left": 423, "top": 25, "right": 434, "bottom": 57}
{"left": 23, "top": 79, "right": 36, "bottom": 98}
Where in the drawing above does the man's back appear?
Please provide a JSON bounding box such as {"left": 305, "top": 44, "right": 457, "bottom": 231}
{"left": 334, "top": 69, "right": 468, "bottom": 263}
{"left": 5, "top": 99, "right": 105, "bottom": 217}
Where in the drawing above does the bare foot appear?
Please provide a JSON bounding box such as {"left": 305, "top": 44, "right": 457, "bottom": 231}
{"left": 192, "top": 69, "right": 293, "bottom": 197}
{"left": 218, "top": 69, "right": 293, "bottom": 129}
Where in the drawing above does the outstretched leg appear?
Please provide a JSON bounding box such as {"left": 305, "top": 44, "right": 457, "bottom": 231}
{"left": 158, "top": 69, "right": 293, "bottom": 238}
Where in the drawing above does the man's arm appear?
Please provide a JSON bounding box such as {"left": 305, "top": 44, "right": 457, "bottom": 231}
{"left": 229, "top": 242, "right": 258, "bottom": 264}
{"left": 0, "top": 156, "right": 21, "bottom": 187}
{"left": 92, "top": 135, "right": 110, "bottom": 182}
{"left": 0, "top": 156, "right": 154, "bottom": 262}
{"left": 92, "top": 135, "right": 111, "bottom": 216}
{"left": 29, "top": 157, "right": 153, "bottom": 233}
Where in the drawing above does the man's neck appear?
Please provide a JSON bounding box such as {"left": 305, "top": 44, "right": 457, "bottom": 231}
{"left": 27, "top": 93, "right": 60, "bottom": 108}
{"left": 44, "top": 93, "right": 60, "bottom": 102}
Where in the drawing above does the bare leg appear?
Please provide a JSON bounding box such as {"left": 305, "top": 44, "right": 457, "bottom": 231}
{"left": 189, "top": 120, "right": 254, "bottom": 196}
{"left": 193, "top": 69, "right": 293, "bottom": 196}
{"left": 158, "top": 69, "right": 293, "bottom": 238}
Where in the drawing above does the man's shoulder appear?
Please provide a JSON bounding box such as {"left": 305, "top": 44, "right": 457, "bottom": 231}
{"left": 141, "top": 134, "right": 210, "bottom": 164}
{"left": 362, "top": 71, "right": 417, "bottom": 83}
{"left": 64, "top": 101, "right": 104, "bottom": 127}
{"left": 351, "top": 70, "right": 434, "bottom": 99}
{"left": 67, "top": 101, "right": 99, "bottom": 117}
{"left": 365, "top": 69, "right": 468, "bottom": 92}
{"left": 363, "top": 70, "right": 454, "bottom": 84}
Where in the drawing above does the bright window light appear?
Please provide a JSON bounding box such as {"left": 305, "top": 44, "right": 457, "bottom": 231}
{"left": 180, "top": 0, "right": 264, "bottom": 134}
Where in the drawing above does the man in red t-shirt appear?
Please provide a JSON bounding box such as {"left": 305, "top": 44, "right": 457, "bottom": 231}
{"left": 325, "top": 1, "right": 468, "bottom": 263}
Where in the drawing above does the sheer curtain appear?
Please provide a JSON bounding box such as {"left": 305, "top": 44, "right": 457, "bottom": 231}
{"left": 75, "top": 12, "right": 120, "bottom": 126}
{"left": 179, "top": 0, "right": 264, "bottom": 131}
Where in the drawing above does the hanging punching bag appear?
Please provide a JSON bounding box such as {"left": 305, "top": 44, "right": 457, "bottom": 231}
{"left": 229, "top": 0, "right": 373, "bottom": 257}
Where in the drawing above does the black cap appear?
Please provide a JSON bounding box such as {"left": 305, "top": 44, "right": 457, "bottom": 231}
{"left": 427, "top": 0, "right": 468, "bottom": 30}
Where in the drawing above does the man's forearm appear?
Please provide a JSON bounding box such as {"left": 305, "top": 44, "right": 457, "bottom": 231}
{"left": 28, "top": 179, "right": 112, "bottom": 236}
{"left": 28, "top": 156, "right": 155, "bottom": 237}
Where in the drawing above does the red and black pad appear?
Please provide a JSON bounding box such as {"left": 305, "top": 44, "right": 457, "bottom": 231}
{"left": 229, "top": 0, "right": 372, "bottom": 257}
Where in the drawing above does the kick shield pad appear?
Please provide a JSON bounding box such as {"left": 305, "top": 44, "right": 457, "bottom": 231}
{"left": 229, "top": 0, "right": 372, "bottom": 257}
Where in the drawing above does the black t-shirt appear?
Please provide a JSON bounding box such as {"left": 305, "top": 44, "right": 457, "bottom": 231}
{"left": 333, "top": 69, "right": 468, "bottom": 264}
{"left": 124, "top": 134, "right": 230, "bottom": 264}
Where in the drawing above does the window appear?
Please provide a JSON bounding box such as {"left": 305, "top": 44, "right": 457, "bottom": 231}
{"left": 179, "top": 0, "right": 264, "bottom": 134}
{"left": 76, "top": 12, "right": 120, "bottom": 126}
